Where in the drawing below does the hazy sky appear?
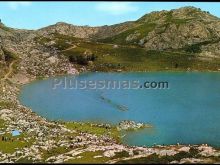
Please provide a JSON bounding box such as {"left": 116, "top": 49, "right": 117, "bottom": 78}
{"left": 0, "top": 2, "right": 220, "bottom": 30}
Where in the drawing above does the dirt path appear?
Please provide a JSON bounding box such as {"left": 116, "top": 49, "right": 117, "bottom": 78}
{"left": 61, "top": 41, "right": 141, "bottom": 53}
{"left": 61, "top": 45, "right": 77, "bottom": 52}
{"left": 1, "top": 60, "right": 17, "bottom": 81}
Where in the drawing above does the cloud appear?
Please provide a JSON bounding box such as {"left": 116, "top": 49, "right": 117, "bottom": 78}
{"left": 96, "top": 2, "right": 138, "bottom": 15}
{"left": 8, "top": 2, "right": 32, "bottom": 10}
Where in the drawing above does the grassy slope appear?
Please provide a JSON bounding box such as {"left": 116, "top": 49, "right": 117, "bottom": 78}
{"left": 0, "top": 133, "right": 33, "bottom": 154}
{"left": 65, "top": 122, "right": 120, "bottom": 141}
{"left": 61, "top": 41, "right": 220, "bottom": 72}
{"left": 65, "top": 150, "right": 130, "bottom": 164}
{"left": 98, "top": 10, "right": 194, "bottom": 45}
{"left": 116, "top": 148, "right": 200, "bottom": 164}
{"left": 35, "top": 30, "right": 220, "bottom": 72}
{"left": 98, "top": 22, "right": 156, "bottom": 45}
{"left": 0, "top": 64, "right": 6, "bottom": 79}
{"left": 0, "top": 119, "right": 33, "bottom": 154}
{"left": 65, "top": 151, "right": 110, "bottom": 164}
{"left": 0, "top": 48, "right": 20, "bottom": 79}
{"left": 39, "top": 121, "right": 120, "bottom": 162}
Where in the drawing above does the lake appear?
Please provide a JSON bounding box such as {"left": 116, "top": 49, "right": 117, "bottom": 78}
{"left": 19, "top": 72, "right": 220, "bottom": 147}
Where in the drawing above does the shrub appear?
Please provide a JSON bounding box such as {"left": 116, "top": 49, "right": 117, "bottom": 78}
{"left": 185, "top": 44, "right": 201, "bottom": 53}
{"left": 2, "top": 48, "right": 17, "bottom": 62}
{"left": 68, "top": 53, "right": 97, "bottom": 65}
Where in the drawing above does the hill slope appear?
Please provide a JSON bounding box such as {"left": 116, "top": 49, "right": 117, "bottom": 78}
{"left": 1, "top": 6, "right": 220, "bottom": 80}
{"left": 35, "top": 6, "right": 220, "bottom": 57}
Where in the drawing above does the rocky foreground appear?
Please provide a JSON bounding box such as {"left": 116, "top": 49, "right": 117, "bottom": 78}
{"left": 0, "top": 57, "right": 220, "bottom": 163}
{"left": 0, "top": 6, "right": 220, "bottom": 163}
{"left": 0, "top": 80, "right": 220, "bottom": 164}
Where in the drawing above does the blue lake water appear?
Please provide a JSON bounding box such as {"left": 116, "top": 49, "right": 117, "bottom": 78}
{"left": 19, "top": 72, "right": 220, "bottom": 147}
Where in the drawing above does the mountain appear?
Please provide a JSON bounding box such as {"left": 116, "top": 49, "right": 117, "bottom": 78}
{"left": 1, "top": 6, "right": 220, "bottom": 50}
{"left": 1, "top": 6, "right": 220, "bottom": 80}
{"left": 37, "top": 21, "right": 134, "bottom": 39}
{"left": 32, "top": 6, "right": 220, "bottom": 55}
{"left": 100, "top": 6, "right": 220, "bottom": 51}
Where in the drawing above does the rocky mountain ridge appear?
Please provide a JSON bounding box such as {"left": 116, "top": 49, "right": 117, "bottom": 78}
{"left": 37, "top": 21, "right": 134, "bottom": 39}
{"left": 1, "top": 6, "right": 220, "bottom": 80}
{"left": 34, "top": 6, "right": 220, "bottom": 58}
{"left": 1, "top": 6, "right": 220, "bottom": 52}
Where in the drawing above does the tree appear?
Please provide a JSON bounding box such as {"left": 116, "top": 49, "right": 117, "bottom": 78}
{"left": 68, "top": 53, "right": 97, "bottom": 65}
{"left": 185, "top": 44, "right": 201, "bottom": 53}
{"left": 175, "top": 63, "right": 179, "bottom": 68}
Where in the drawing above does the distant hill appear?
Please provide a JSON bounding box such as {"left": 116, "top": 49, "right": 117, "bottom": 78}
{"left": 1, "top": 6, "right": 220, "bottom": 77}
{"left": 35, "top": 6, "right": 220, "bottom": 54}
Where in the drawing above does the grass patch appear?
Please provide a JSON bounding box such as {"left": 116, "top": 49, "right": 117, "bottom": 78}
{"left": 0, "top": 133, "right": 34, "bottom": 154}
{"left": 183, "top": 39, "right": 220, "bottom": 53}
{"left": 64, "top": 122, "right": 120, "bottom": 141}
{"left": 36, "top": 32, "right": 220, "bottom": 72}
{"left": 0, "top": 63, "right": 7, "bottom": 78}
{"left": 41, "top": 146, "right": 72, "bottom": 161}
{"left": 0, "top": 47, "right": 20, "bottom": 76}
{"left": 65, "top": 151, "right": 110, "bottom": 164}
{"left": 2, "top": 48, "right": 18, "bottom": 63}
{"left": 0, "top": 101, "right": 15, "bottom": 109}
{"left": 0, "top": 24, "right": 12, "bottom": 32}
{"left": 15, "top": 157, "right": 35, "bottom": 163}
{"left": 0, "top": 119, "right": 6, "bottom": 131}
{"left": 116, "top": 148, "right": 200, "bottom": 164}
{"left": 61, "top": 41, "right": 220, "bottom": 72}
{"left": 165, "top": 11, "right": 193, "bottom": 25}
{"left": 0, "top": 100, "right": 17, "bottom": 109}
{"left": 113, "top": 151, "right": 130, "bottom": 159}
{"left": 35, "top": 33, "right": 84, "bottom": 50}
{"left": 99, "top": 23, "right": 156, "bottom": 45}
{"left": 34, "top": 36, "right": 51, "bottom": 45}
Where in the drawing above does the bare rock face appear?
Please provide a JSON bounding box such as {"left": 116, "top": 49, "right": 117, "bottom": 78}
{"left": 37, "top": 22, "right": 100, "bottom": 38}
{"left": 199, "top": 41, "right": 220, "bottom": 57}
{"left": 142, "top": 21, "right": 212, "bottom": 50}
{"left": 132, "top": 7, "right": 220, "bottom": 51}
{"left": 126, "top": 32, "right": 141, "bottom": 42}
{"left": 37, "top": 21, "right": 134, "bottom": 39}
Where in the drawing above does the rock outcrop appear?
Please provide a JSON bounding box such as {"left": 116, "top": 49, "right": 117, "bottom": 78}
{"left": 100, "top": 6, "right": 220, "bottom": 55}
{"left": 0, "top": 47, "right": 4, "bottom": 61}
{"left": 117, "top": 120, "right": 152, "bottom": 131}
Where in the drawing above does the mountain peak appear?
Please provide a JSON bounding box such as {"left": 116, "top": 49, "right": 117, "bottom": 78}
{"left": 171, "top": 6, "right": 210, "bottom": 15}
{"left": 55, "top": 22, "right": 68, "bottom": 25}
{"left": 138, "top": 6, "right": 217, "bottom": 23}
{"left": 174, "top": 6, "right": 200, "bottom": 11}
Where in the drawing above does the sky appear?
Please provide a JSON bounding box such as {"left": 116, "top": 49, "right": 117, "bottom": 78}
{"left": 0, "top": 2, "right": 220, "bottom": 30}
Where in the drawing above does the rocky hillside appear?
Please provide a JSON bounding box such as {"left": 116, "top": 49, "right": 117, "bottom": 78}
{"left": 37, "top": 21, "right": 134, "bottom": 39}
{"left": 1, "top": 6, "right": 220, "bottom": 79}
{"left": 100, "top": 7, "right": 220, "bottom": 55}
{"left": 35, "top": 6, "right": 220, "bottom": 57}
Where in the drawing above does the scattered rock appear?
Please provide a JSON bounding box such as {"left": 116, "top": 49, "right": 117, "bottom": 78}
{"left": 117, "top": 120, "right": 152, "bottom": 131}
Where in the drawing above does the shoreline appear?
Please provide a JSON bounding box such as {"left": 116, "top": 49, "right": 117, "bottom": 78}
{"left": 18, "top": 69, "right": 220, "bottom": 87}
{"left": 1, "top": 70, "right": 220, "bottom": 163}
{"left": 1, "top": 4, "right": 220, "bottom": 162}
